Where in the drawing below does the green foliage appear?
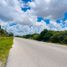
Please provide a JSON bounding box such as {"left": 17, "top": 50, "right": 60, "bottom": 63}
{"left": 38, "top": 29, "right": 48, "bottom": 41}
{"left": 8, "top": 33, "right": 13, "bottom": 37}
{"left": 43, "top": 31, "right": 53, "bottom": 41}
{"left": 22, "top": 34, "right": 39, "bottom": 40}
{"left": 0, "top": 29, "right": 13, "bottom": 37}
{"left": 50, "top": 33, "right": 61, "bottom": 43}
{"left": 38, "top": 30, "right": 53, "bottom": 41}
{"left": 0, "top": 28, "right": 13, "bottom": 63}
{"left": 22, "top": 34, "right": 33, "bottom": 39}
{"left": 63, "top": 36, "right": 67, "bottom": 44}
{"left": 22, "top": 29, "right": 67, "bottom": 44}
{"left": 0, "top": 29, "right": 8, "bottom": 36}
{"left": 31, "top": 34, "right": 39, "bottom": 40}
{"left": 50, "top": 31, "right": 67, "bottom": 44}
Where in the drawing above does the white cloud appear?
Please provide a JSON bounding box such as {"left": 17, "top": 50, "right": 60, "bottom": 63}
{"left": 0, "top": 0, "right": 45, "bottom": 35}
{"left": 47, "top": 20, "right": 62, "bottom": 31}
{"left": 0, "top": 0, "right": 67, "bottom": 35}
{"left": 5, "top": 23, "right": 45, "bottom": 36}
{"left": 0, "top": 0, "right": 35, "bottom": 25}
{"left": 29, "top": 0, "right": 67, "bottom": 19}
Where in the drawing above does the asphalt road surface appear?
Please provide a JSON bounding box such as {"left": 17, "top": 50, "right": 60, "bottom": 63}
{"left": 6, "top": 38, "right": 67, "bottom": 67}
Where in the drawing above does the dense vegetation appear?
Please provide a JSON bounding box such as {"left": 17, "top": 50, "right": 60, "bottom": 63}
{"left": 0, "top": 26, "right": 13, "bottom": 64}
{"left": 22, "top": 29, "right": 67, "bottom": 44}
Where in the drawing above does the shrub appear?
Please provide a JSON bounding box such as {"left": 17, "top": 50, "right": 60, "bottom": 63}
{"left": 32, "top": 34, "right": 39, "bottom": 40}
{"left": 8, "top": 33, "right": 13, "bottom": 37}
{"left": 63, "top": 36, "right": 67, "bottom": 44}
{"left": 37, "top": 29, "right": 48, "bottom": 41}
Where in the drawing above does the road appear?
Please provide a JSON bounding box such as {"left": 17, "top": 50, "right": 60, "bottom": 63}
{"left": 6, "top": 37, "right": 67, "bottom": 67}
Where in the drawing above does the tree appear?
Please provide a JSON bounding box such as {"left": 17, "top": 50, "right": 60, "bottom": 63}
{"left": 43, "top": 31, "right": 53, "bottom": 41}
{"left": 0, "top": 25, "right": 1, "bottom": 30}
{"left": 49, "top": 32, "right": 66, "bottom": 43}
{"left": 63, "top": 36, "right": 67, "bottom": 44}
{"left": 8, "top": 33, "right": 14, "bottom": 37}
{"left": 37, "top": 29, "right": 48, "bottom": 41}
{"left": 0, "top": 29, "right": 14, "bottom": 37}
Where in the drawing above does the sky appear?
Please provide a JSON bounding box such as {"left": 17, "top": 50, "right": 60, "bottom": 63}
{"left": 0, "top": 0, "right": 67, "bottom": 36}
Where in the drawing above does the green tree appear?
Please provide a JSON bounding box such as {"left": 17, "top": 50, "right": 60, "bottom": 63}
{"left": 38, "top": 29, "right": 48, "bottom": 41}
{"left": 8, "top": 33, "right": 14, "bottom": 37}
{"left": 43, "top": 31, "right": 53, "bottom": 41}
{"left": 63, "top": 36, "right": 67, "bottom": 44}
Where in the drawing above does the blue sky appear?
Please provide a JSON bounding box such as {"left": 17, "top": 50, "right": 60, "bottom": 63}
{"left": 0, "top": 0, "right": 67, "bottom": 36}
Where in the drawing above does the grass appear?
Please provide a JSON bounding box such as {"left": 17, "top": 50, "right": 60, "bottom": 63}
{"left": 0, "top": 37, "right": 13, "bottom": 63}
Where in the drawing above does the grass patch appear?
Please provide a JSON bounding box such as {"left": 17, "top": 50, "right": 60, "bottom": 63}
{"left": 0, "top": 37, "right": 13, "bottom": 63}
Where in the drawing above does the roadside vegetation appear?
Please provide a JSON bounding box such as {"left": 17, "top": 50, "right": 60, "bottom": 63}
{"left": 20, "top": 29, "right": 67, "bottom": 45}
{"left": 0, "top": 26, "right": 13, "bottom": 64}
{"left": 0, "top": 37, "right": 13, "bottom": 63}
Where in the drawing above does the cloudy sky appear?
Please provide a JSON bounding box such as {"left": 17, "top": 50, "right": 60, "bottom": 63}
{"left": 0, "top": 0, "right": 67, "bottom": 35}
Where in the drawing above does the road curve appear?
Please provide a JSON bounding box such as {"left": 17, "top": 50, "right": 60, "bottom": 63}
{"left": 6, "top": 37, "right": 67, "bottom": 67}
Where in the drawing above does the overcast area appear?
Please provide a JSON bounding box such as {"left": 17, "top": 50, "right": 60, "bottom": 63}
{"left": 0, "top": 0, "right": 67, "bottom": 35}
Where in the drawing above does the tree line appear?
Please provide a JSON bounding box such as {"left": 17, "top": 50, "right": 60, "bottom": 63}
{"left": 22, "top": 29, "right": 67, "bottom": 44}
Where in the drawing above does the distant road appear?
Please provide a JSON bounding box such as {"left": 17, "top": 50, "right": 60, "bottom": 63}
{"left": 6, "top": 37, "right": 67, "bottom": 67}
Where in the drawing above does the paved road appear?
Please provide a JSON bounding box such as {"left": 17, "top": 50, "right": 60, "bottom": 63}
{"left": 6, "top": 38, "right": 67, "bottom": 67}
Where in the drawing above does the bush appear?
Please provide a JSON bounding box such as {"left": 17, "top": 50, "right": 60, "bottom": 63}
{"left": 63, "top": 36, "right": 67, "bottom": 44}
{"left": 0, "top": 29, "right": 7, "bottom": 36}
{"left": 50, "top": 33, "right": 61, "bottom": 43}
{"left": 43, "top": 31, "right": 53, "bottom": 41}
{"left": 8, "top": 33, "right": 13, "bottom": 37}
{"left": 0, "top": 29, "right": 14, "bottom": 37}
{"left": 32, "top": 34, "right": 39, "bottom": 40}
{"left": 37, "top": 29, "right": 48, "bottom": 41}
{"left": 50, "top": 31, "right": 67, "bottom": 44}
